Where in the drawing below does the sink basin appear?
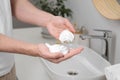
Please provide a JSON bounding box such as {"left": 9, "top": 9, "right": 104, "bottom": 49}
{"left": 40, "top": 45, "right": 111, "bottom": 80}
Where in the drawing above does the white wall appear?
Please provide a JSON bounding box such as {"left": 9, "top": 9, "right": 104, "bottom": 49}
{"left": 67, "top": 0, "right": 120, "bottom": 64}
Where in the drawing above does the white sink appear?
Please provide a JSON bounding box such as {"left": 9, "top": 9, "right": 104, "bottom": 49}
{"left": 40, "top": 45, "right": 111, "bottom": 80}
{"left": 13, "top": 28, "right": 110, "bottom": 80}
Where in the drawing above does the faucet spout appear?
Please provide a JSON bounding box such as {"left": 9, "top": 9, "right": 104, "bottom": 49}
{"left": 79, "top": 28, "right": 112, "bottom": 61}
{"left": 80, "top": 34, "right": 106, "bottom": 40}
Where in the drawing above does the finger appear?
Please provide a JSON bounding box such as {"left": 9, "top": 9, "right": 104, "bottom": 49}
{"left": 47, "top": 23, "right": 64, "bottom": 39}
{"left": 64, "top": 19, "right": 75, "bottom": 33}
{"left": 47, "top": 23, "right": 59, "bottom": 38}
{"left": 48, "top": 58, "right": 61, "bottom": 63}
{"left": 56, "top": 47, "right": 84, "bottom": 62}
{"left": 69, "top": 47, "right": 84, "bottom": 56}
{"left": 47, "top": 52, "right": 64, "bottom": 59}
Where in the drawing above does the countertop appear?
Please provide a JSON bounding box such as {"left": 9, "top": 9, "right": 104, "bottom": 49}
{"left": 13, "top": 27, "right": 54, "bottom": 80}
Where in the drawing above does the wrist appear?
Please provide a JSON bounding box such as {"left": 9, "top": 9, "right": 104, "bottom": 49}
{"left": 44, "top": 14, "right": 55, "bottom": 27}
{"left": 28, "top": 44, "right": 40, "bottom": 57}
{"left": 18, "top": 43, "right": 40, "bottom": 57}
{"left": 37, "top": 11, "right": 55, "bottom": 27}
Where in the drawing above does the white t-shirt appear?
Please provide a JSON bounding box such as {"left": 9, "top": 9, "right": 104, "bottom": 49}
{"left": 0, "top": 0, "right": 14, "bottom": 77}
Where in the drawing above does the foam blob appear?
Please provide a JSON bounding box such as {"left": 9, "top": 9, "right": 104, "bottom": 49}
{"left": 59, "top": 30, "right": 74, "bottom": 43}
{"left": 45, "top": 43, "right": 69, "bottom": 55}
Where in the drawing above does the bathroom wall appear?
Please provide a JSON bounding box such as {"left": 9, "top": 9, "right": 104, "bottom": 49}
{"left": 66, "top": 0, "right": 120, "bottom": 64}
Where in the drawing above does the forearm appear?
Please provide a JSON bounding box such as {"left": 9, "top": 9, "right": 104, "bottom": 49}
{"left": 0, "top": 34, "right": 39, "bottom": 56}
{"left": 11, "top": 0, "right": 54, "bottom": 27}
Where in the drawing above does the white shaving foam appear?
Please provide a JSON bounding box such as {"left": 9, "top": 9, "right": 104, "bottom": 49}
{"left": 59, "top": 30, "right": 74, "bottom": 43}
{"left": 45, "top": 43, "right": 69, "bottom": 55}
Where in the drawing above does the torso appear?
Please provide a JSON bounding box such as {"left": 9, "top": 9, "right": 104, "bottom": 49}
{"left": 0, "top": 0, "right": 14, "bottom": 77}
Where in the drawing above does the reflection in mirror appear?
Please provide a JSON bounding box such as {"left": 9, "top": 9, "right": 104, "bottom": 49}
{"left": 117, "top": 0, "right": 120, "bottom": 5}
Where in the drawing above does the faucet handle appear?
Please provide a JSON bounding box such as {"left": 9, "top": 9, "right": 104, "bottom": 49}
{"left": 80, "top": 26, "right": 88, "bottom": 35}
{"left": 94, "top": 29, "right": 112, "bottom": 38}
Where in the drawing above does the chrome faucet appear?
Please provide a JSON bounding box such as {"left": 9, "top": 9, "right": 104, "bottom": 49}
{"left": 80, "top": 28, "right": 112, "bottom": 61}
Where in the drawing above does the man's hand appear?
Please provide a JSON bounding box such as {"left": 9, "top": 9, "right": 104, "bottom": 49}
{"left": 38, "top": 44, "right": 83, "bottom": 63}
{"left": 11, "top": 0, "right": 75, "bottom": 39}
{"left": 46, "top": 16, "right": 75, "bottom": 39}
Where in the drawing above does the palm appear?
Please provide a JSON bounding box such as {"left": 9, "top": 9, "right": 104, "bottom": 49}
{"left": 46, "top": 16, "right": 75, "bottom": 39}
{"left": 47, "top": 23, "right": 65, "bottom": 39}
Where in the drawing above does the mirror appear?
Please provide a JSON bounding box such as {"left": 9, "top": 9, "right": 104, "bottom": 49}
{"left": 93, "top": 0, "right": 120, "bottom": 20}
